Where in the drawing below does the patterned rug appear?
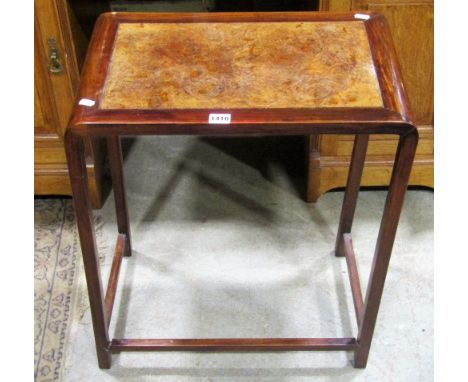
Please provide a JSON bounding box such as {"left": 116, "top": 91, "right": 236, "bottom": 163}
{"left": 34, "top": 199, "right": 79, "bottom": 381}
{"left": 34, "top": 199, "right": 108, "bottom": 382}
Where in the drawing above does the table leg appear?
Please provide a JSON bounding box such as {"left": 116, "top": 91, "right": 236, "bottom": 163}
{"left": 65, "top": 131, "right": 112, "bottom": 369}
{"left": 107, "top": 136, "right": 132, "bottom": 256}
{"left": 335, "top": 134, "right": 369, "bottom": 257}
{"left": 354, "top": 129, "right": 418, "bottom": 368}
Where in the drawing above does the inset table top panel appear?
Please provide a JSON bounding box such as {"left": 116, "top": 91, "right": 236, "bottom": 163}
{"left": 70, "top": 12, "right": 414, "bottom": 134}
{"left": 101, "top": 21, "right": 382, "bottom": 110}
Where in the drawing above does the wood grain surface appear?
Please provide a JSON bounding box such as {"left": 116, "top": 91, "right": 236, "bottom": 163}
{"left": 101, "top": 21, "right": 382, "bottom": 109}
{"left": 66, "top": 11, "right": 419, "bottom": 369}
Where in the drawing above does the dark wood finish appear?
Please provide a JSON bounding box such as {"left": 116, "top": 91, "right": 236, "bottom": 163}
{"left": 104, "top": 233, "right": 125, "bottom": 328}
{"left": 343, "top": 233, "right": 364, "bottom": 326}
{"left": 68, "top": 12, "right": 413, "bottom": 135}
{"left": 110, "top": 338, "right": 357, "bottom": 352}
{"left": 335, "top": 135, "right": 369, "bottom": 257}
{"left": 65, "top": 11, "right": 418, "bottom": 369}
{"left": 65, "top": 130, "right": 111, "bottom": 368}
{"left": 354, "top": 129, "right": 418, "bottom": 368}
{"left": 107, "top": 137, "right": 132, "bottom": 256}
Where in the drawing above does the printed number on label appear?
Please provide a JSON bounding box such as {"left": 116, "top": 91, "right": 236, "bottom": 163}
{"left": 208, "top": 113, "right": 231, "bottom": 124}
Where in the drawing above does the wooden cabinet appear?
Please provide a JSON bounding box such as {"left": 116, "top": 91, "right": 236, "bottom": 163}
{"left": 307, "top": 0, "right": 434, "bottom": 201}
{"left": 34, "top": 0, "right": 104, "bottom": 207}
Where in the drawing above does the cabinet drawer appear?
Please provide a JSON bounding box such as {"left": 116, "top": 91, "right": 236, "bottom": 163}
{"left": 35, "top": 146, "right": 67, "bottom": 164}
{"left": 335, "top": 135, "right": 433, "bottom": 157}
{"left": 318, "top": 126, "right": 433, "bottom": 157}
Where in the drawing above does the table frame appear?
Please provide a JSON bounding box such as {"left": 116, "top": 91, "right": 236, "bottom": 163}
{"left": 65, "top": 11, "right": 418, "bottom": 369}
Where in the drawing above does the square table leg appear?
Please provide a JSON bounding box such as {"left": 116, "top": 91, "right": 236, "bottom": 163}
{"left": 107, "top": 136, "right": 132, "bottom": 257}
{"left": 65, "top": 131, "right": 112, "bottom": 369}
{"left": 65, "top": 127, "right": 417, "bottom": 370}
{"left": 335, "top": 134, "right": 369, "bottom": 257}
{"left": 354, "top": 129, "right": 418, "bottom": 368}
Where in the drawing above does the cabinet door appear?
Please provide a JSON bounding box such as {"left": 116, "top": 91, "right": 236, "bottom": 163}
{"left": 34, "top": 31, "right": 61, "bottom": 137}
{"left": 34, "top": 4, "right": 71, "bottom": 193}
{"left": 353, "top": 0, "right": 434, "bottom": 126}
{"left": 34, "top": 0, "right": 104, "bottom": 207}
{"left": 34, "top": 0, "right": 78, "bottom": 139}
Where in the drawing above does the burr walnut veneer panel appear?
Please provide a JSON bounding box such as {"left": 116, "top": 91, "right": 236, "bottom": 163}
{"left": 102, "top": 21, "right": 382, "bottom": 110}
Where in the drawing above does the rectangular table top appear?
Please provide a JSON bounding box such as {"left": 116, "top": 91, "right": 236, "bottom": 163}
{"left": 70, "top": 12, "right": 414, "bottom": 136}
{"left": 102, "top": 21, "right": 382, "bottom": 110}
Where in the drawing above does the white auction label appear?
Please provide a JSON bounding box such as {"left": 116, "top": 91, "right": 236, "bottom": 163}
{"left": 208, "top": 113, "right": 231, "bottom": 124}
{"left": 78, "top": 98, "right": 96, "bottom": 107}
{"left": 354, "top": 13, "right": 370, "bottom": 20}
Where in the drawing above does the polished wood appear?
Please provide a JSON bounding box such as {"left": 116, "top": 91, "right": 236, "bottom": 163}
{"left": 343, "top": 233, "right": 364, "bottom": 326}
{"left": 354, "top": 129, "right": 418, "bottom": 368}
{"left": 360, "top": 0, "right": 433, "bottom": 125}
{"left": 102, "top": 21, "right": 382, "bottom": 109}
{"left": 335, "top": 135, "right": 368, "bottom": 257}
{"left": 68, "top": 11, "right": 413, "bottom": 135}
{"left": 321, "top": 0, "right": 351, "bottom": 11}
{"left": 104, "top": 233, "right": 126, "bottom": 328}
{"left": 110, "top": 338, "right": 358, "bottom": 352}
{"left": 307, "top": 147, "right": 433, "bottom": 202}
{"left": 66, "top": 11, "right": 418, "bottom": 369}
{"left": 307, "top": 0, "right": 433, "bottom": 201}
{"left": 65, "top": 130, "right": 111, "bottom": 368}
{"left": 34, "top": 0, "right": 104, "bottom": 208}
{"left": 107, "top": 137, "right": 132, "bottom": 256}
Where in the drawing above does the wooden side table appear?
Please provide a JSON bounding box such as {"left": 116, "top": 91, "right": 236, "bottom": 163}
{"left": 65, "top": 11, "right": 418, "bottom": 369}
